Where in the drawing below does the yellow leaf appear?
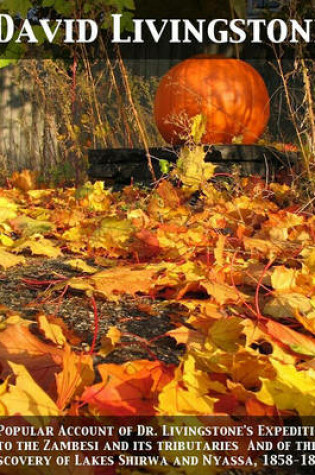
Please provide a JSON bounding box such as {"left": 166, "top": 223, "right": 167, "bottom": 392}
{"left": 0, "top": 234, "right": 14, "bottom": 247}
{"left": 91, "top": 265, "right": 156, "bottom": 300}
{"left": 99, "top": 327, "right": 121, "bottom": 357}
{"left": 0, "top": 379, "right": 9, "bottom": 415}
{"left": 271, "top": 266, "right": 298, "bottom": 291}
{"left": 264, "top": 293, "right": 312, "bottom": 320}
{"left": 66, "top": 259, "right": 98, "bottom": 274}
{"left": 0, "top": 248, "right": 25, "bottom": 269}
{"left": 167, "top": 326, "right": 205, "bottom": 351}
{"left": 190, "top": 114, "right": 207, "bottom": 143}
{"left": 295, "top": 310, "right": 315, "bottom": 336}
{"left": 207, "top": 317, "right": 245, "bottom": 353}
{"left": 2, "top": 362, "right": 60, "bottom": 416}
{"left": 89, "top": 217, "right": 134, "bottom": 252}
{"left": 62, "top": 226, "right": 83, "bottom": 242}
{"left": 214, "top": 235, "right": 226, "bottom": 267}
{"left": 38, "top": 314, "right": 67, "bottom": 347}
{"left": 177, "top": 146, "right": 217, "bottom": 190}
{"left": 158, "top": 378, "right": 216, "bottom": 416}
{"left": 257, "top": 359, "right": 315, "bottom": 416}
{"left": 183, "top": 354, "right": 220, "bottom": 394}
{"left": 10, "top": 215, "right": 53, "bottom": 237}
{"left": 200, "top": 281, "right": 243, "bottom": 305}
{"left": 301, "top": 247, "right": 315, "bottom": 272}
{"left": 0, "top": 197, "right": 18, "bottom": 223}
{"left": 13, "top": 236, "right": 62, "bottom": 258}
{"left": 243, "top": 236, "right": 286, "bottom": 258}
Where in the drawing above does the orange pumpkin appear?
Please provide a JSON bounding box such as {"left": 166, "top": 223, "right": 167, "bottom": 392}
{"left": 154, "top": 56, "right": 270, "bottom": 145}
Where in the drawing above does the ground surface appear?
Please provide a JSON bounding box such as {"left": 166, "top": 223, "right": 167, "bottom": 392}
{"left": 0, "top": 257, "right": 184, "bottom": 366}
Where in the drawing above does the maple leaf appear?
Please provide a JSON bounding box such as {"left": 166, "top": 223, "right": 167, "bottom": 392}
{"left": 228, "top": 348, "right": 276, "bottom": 391}
{"left": 264, "top": 319, "right": 315, "bottom": 356}
{"left": 13, "top": 235, "right": 62, "bottom": 258}
{"left": 271, "top": 266, "right": 298, "bottom": 291}
{"left": 81, "top": 361, "right": 174, "bottom": 416}
{"left": 89, "top": 217, "right": 134, "bottom": 256}
{"left": 214, "top": 234, "right": 227, "bottom": 267}
{"left": 0, "top": 248, "right": 25, "bottom": 269}
{"left": 38, "top": 314, "right": 67, "bottom": 347}
{"left": 158, "top": 377, "right": 217, "bottom": 416}
{"left": 65, "top": 259, "right": 98, "bottom": 274}
{"left": 182, "top": 354, "right": 225, "bottom": 396}
{"left": 10, "top": 215, "right": 54, "bottom": 237}
{"left": 207, "top": 317, "right": 245, "bottom": 353}
{"left": 76, "top": 181, "right": 111, "bottom": 211}
{"left": 0, "top": 197, "right": 18, "bottom": 223}
{"left": 200, "top": 281, "right": 244, "bottom": 305}
{"left": 0, "top": 317, "right": 63, "bottom": 396}
{"left": 295, "top": 311, "right": 315, "bottom": 336}
{"left": 266, "top": 212, "right": 304, "bottom": 241}
{"left": 11, "top": 170, "right": 38, "bottom": 192}
{"left": 2, "top": 362, "right": 60, "bottom": 416}
{"left": 99, "top": 327, "right": 121, "bottom": 357}
{"left": 91, "top": 265, "right": 157, "bottom": 300}
{"left": 56, "top": 345, "right": 94, "bottom": 411}
{"left": 257, "top": 359, "right": 315, "bottom": 416}
{"left": 177, "top": 146, "right": 217, "bottom": 191}
{"left": 301, "top": 247, "right": 315, "bottom": 272}
{"left": 155, "top": 180, "right": 182, "bottom": 208}
{"left": 167, "top": 326, "right": 205, "bottom": 351}
{"left": 264, "top": 292, "right": 312, "bottom": 320}
{"left": 243, "top": 236, "right": 281, "bottom": 258}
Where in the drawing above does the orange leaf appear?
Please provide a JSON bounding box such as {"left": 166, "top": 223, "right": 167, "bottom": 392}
{"left": 11, "top": 170, "right": 38, "bottom": 192}
{"left": 56, "top": 345, "right": 94, "bottom": 410}
{"left": 0, "top": 318, "right": 63, "bottom": 396}
{"left": 264, "top": 319, "right": 315, "bottom": 356}
{"left": 81, "top": 360, "right": 175, "bottom": 416}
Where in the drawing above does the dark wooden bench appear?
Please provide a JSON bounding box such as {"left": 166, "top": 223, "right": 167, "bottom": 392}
{"left": 88, "top": 145, "right": 298, "bottom": 186}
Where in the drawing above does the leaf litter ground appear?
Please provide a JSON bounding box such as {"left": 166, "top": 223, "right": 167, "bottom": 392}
{"left": 0, "top": 257, "right": 184, "bottom": 365}
{"left": 1, "top": 170, "right": 315, "bottom": 473}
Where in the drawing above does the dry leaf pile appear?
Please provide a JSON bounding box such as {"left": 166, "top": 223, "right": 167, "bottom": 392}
{"left": 0, "top": 170, "right": 315, "bottom": 422}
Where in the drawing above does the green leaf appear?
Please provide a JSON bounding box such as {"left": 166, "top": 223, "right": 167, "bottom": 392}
{"left": 159, "top": 159, "right": 171, "bottom": 175}
{"left": 0, "top": 58, "right": 17, "bottom": 68}
{"left": 42, "top": 0, "right": 75, "bottom": 16}
{"left": 0, "top": 0, "right": 33, "bottom": 17}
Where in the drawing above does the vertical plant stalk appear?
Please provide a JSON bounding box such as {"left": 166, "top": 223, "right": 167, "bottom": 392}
{"left": 116, "top": 47, "right": 156, "bottom": 182}
{"left": 80, "top": 44, "right": 114, "bottom": 148}
{"left": 300, "top": 55, "right": 315, "bottom": 152}
{"left": 273, "top": 48, "right": 309, "bottom": 174}
{"left": 99, "top": 35, "right": 134, "bottom": 147}
{"left": 229, "top": 0, "right": 240, "bottom": 59}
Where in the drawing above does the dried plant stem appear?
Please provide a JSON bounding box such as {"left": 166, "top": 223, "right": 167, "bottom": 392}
{"left": 274, "top": 52, "right": 309, "bottom": 175}
{"left": 116, "top": 47, "right": 156, "bottom": 182}
{"left": 300, "top": 55, "right": 315, "bottom": 152}
{"left": 100, "top": 36, "right": 134, "bottom": 147}
{"left": 80, "top": 45, "right": 112, "bottom": 148}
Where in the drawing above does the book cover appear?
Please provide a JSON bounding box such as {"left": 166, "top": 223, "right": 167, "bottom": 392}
{"left": 0, "top": 1, "right": 314, "bottom": 473}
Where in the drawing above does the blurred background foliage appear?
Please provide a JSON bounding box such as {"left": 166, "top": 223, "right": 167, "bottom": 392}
{"left": 0, "top": 1, "right": 314, "bottom": 191}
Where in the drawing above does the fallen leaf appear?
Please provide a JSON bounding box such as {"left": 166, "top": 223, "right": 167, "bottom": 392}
{"left": 56, "top": 345, "right": 94, "bottom": 410}
{"left": 13, "top": 236, "right": 62, "bottom": 258}
{"left": 65, "top": 259, "right": 98, "bottom": 274}
{"left": 2, "top": 362, "right": 60, "bottom": 416}
{"left": 38, "top": 314, "right": 67, "bottom": 347}
{"left": 0, "top": 248, "right": 25, "bottom": 269}
{"left": 99, "top": 327, "right": 121, "bottom": 357}
{"left": 257, "top": 359, "right": 315, "bottom": 416}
